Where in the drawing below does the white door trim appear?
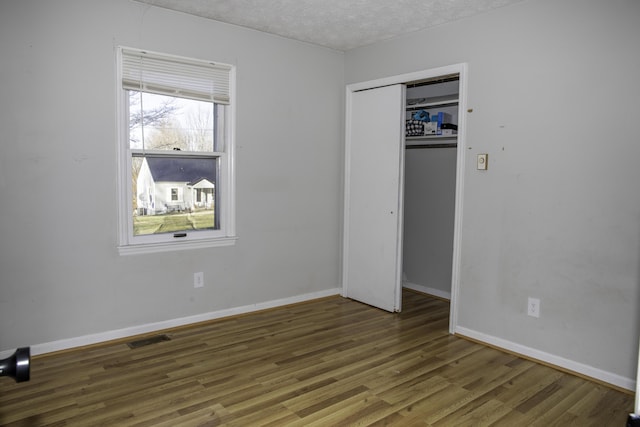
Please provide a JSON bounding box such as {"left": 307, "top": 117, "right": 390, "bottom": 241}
{"left": 343, "top": 63, "right": 468, "bottom": 334}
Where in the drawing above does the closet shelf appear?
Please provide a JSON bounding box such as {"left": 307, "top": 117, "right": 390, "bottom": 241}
{"left": 406, "top": 143, "right": 457, "bottom": 149}
{"left": 406, "top": 138, "right": 457, "bottom": 149}
{"left": 405, "top": 81, "right": 459, "bottom": 149}
{"left": 406, "top": 135, "right": 457, "bottom": 141}
{"left": 406, "top": 96, "right": 458, "bottom": 110}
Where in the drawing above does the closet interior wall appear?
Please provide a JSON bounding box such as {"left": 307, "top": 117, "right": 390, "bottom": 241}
{"left": 402, "top": 78, "right": 459, "bottom": 300}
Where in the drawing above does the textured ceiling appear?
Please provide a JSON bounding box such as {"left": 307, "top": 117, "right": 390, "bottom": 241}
{"left": 135, "top": 0, "right": 526, "bottom": 51}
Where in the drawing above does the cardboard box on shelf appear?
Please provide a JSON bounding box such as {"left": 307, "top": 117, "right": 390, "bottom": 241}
{"left": 424, "top": 122, "right": 438, "bottom": 135}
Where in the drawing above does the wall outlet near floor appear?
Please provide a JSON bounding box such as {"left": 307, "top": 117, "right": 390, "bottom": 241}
{"left": 194, "top": 272, "right": 204, "bottom": 288}
{"left": 527, "top": 297, "right": 540, "bottom": 318}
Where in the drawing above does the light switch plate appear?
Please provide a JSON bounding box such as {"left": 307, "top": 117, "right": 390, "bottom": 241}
{"left": 477, "top": 154, "right": 488, "bottom": 170}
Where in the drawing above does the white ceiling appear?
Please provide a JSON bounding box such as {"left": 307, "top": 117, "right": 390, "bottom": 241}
{"left": 135, "top": 0, "right": 526, "bottom": 51}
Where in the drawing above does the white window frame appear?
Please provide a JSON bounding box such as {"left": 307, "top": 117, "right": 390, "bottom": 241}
{"left": 116, "top": 47, "right": 237, "bottom": 255}
{"left": 169, "top": 187, "right": 182, "bottom": 202}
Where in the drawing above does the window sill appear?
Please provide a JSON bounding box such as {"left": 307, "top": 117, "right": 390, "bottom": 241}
{"left": 118, "top": 236, "right": 238, "bottom": 256}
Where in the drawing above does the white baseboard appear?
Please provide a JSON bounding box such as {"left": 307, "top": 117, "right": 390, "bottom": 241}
{"left": 455, "top": 326, "right": 636, "bottom": 392}
{"left": 9, "top": 289, "right": 633, "bottom": 393}
{"left": 403, "top": 282, "right": 451, "bottom": 301}
{"left": 2, "top": 288, "right": 341, "bottom": 359}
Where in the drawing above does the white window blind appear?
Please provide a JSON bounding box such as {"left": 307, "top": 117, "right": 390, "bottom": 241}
{"left": 121, "top": 48, "right": 232, "bottom": 104}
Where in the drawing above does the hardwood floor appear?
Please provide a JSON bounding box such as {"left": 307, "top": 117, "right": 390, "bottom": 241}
{"left": 0, "top": 290, "right": 633, "bottom": 426}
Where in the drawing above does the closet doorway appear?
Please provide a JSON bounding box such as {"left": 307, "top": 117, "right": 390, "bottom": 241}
{"left": 403, "top": 75, "right": 460, "bottom": 302}
{"left": 342, "top": 64, "right": 467, "bottom": 334}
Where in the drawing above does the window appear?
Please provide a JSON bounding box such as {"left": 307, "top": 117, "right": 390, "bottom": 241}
{"left": 117, "top": 47, "right": 236, "bottom": 255}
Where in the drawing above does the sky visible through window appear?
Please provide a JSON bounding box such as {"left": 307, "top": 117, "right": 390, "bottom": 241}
{"left": 129, "top": 92, "right": 214, "bottom": 152}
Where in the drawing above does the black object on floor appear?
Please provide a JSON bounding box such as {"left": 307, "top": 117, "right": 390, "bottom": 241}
{"left": 628, "top": 414, "right": 640, "bottom": 427}
{"left": 127, "top": 334, "right": 171, "bottom": 349}
{"left": 0, "top": 347, "right": 30, "bottom": 382}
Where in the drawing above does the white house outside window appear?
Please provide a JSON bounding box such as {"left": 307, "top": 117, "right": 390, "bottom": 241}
{"left": 117, "top": 47, "right": 236, "bottom": 255}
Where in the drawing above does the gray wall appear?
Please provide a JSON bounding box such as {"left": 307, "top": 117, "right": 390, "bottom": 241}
{"left": 403, "top": 147, "right": 457, "bottom": 297}
{"left": 347, "top": 0, "right": 640, "bottom": 382}
{"left": 0, "top": 0, "right": 344, "bottom": 351}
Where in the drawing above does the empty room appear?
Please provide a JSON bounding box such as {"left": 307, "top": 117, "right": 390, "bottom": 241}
{"left": 1, "top": 0, "right": 639, "bottom": 425}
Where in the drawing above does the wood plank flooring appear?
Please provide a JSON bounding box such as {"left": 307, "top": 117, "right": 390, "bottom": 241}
{"left": 0, "top": 290, "right": 633, "bottom": 426}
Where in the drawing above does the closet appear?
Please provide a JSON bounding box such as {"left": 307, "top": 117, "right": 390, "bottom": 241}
{"left": 343, "top": 63, "right": 466, "bottom": 321}
{"left": 402, "top": 76, "right": 459, "bottom": 300}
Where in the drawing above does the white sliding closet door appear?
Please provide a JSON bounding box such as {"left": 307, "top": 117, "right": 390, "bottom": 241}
{"left": 343, "top": 84, "right": 405, "bottom": 312}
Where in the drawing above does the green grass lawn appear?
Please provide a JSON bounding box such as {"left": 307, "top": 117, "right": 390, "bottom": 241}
{"left": 133, "top": 210, "right": 215, "bottom": 235}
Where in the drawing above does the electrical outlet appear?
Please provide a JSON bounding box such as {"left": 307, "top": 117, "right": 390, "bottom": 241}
{"left": 527, "top": 297, "right": 540, "bottom": 318}
{"left": 194, "top": 272, "right": 204, "bottom": 288}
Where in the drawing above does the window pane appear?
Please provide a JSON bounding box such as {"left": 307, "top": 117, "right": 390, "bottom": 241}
{"left": 129, "top": 92, "right": 215, "bottom": 152}
{"left": 132, "top": 156, "right": 217, "bottom": 236}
